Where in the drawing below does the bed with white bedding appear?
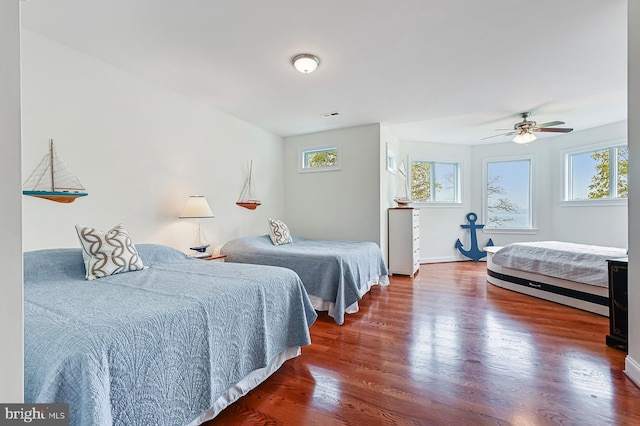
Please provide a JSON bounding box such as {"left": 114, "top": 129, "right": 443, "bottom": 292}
{"left": 485, "top": 241, "right": 627, "bottom": 316}
{"left": 24, "top": 244, "right": 317, "bottom": 426}
{"left": 221, "top": 235, "right": 389, "bottom": 325}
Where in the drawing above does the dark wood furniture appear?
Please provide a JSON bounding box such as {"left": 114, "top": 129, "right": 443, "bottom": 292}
{"left": 606, "top": 257, "right": 628, "bottom": 350}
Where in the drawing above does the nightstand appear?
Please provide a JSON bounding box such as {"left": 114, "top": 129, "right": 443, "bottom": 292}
{"left": 606, "top": 257, "right": 628, "bottom": 350}
{"left": 200, "top": 254, "right": 226, "bottom": 262}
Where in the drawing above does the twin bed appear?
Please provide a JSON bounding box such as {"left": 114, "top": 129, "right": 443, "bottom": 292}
{"left": 24, "top": 244, "right": 317, "bottom": 426}
{"left": 485, "top": 241, "right": 627, "bottom": 316}
{"left": 221, "top": 235, "right": 389, "bottom": 325}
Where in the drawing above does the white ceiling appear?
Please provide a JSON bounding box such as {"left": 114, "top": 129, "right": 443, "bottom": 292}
{"left": 20, "top": 0, "right": 628, "bottom": 144}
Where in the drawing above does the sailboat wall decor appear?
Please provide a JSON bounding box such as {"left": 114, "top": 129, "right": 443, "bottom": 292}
{"left": 393, "top": 161, "right": 413, "bottom": 207}
{"left": 22, "top": 139, "right": 88, "bottom": 203}
{"left": 236, "top": 160, "right": 261, "bottom": 210}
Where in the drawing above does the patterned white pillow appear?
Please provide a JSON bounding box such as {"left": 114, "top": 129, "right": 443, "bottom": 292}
{"left": 268, "top": 218, "right": 293, "bottom": 245}
{"left": 75, "top": 223, "right": 147, "bottom": 280}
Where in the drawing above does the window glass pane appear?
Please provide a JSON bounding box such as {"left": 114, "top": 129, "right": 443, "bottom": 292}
{"left": 617, "top": 146, "right": 628, "bottom": 198}
{"left": 486, "top": 160, "right": 530, "bottom": 228}
{"left": 411, "top": 160, "right": 460, "bottom": 203}
{"left": 570, "top": 150, "right": 605, "bottom": 199}
{"left": 592, "top": 148, "right": 613, "bottom": 199}
{"left": 411, "top": 161, "right": 431, "bottom": 202}
{"left": 303, "top": 148, "right": 337, "bottom": 169}
{"left": 566, "top": 145, "right": 628, "bottom": 200}
{"left": 434, "top": 163, "right": 457, "bottom": 202}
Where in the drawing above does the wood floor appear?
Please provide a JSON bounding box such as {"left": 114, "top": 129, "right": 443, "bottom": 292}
{"left": 207, "top": 261, "right": 640, "bottom": 425}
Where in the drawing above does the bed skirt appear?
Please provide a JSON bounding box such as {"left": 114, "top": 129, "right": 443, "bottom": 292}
{"left": 486, "top": 248, "right": 609, "bottom": 316}
{"left": 307, "top": 275, "right": 390, "bottom": 320}
{"left": 187, "top": 346, "right": 301, "bottom": 425}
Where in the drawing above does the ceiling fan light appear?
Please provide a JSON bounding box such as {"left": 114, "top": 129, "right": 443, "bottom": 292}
{"left": 292, "top": 54, "right": 320, "bottom": 73}
{"left": 513, "top": 131, "right": 537, "bottom": 144}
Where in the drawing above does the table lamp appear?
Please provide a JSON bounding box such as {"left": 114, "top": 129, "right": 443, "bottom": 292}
{"left": 179, "top": 195, "right": 214, "bottom": 255}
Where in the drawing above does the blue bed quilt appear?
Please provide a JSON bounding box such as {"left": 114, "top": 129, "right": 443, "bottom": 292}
{"left": 221, "top": 235, "right": 389, "bottom": 324}
{"left": 24, "top": 244, "right": 316, "bottom": 426}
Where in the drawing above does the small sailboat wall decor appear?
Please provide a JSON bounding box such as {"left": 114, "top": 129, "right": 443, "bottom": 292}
{"left": 22, "top": 139, "right": 88, "bottom": 203}
{"left": 236, "top": 160, "right": 261, "bottom": 210}
{"left": 393, "top": 161, "right": 412, "bottom": 207}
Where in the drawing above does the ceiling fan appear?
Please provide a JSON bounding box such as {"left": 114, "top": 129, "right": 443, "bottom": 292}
{"left": 482, "top": 112, "right": 574, "bottom": 144}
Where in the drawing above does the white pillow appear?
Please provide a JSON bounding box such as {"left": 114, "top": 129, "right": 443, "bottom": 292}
{"left": 75, "top": 223, "right": 147, "bottom": 280}
{"left": 268, "top": 218, "right": 293, "bottom": 245}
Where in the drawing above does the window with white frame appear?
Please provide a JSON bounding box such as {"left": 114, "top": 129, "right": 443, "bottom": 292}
{"left": 299, "top": 145, "right": 341, "bottom": 172}
{"left": 410, "top": 160, "right": 460, "bottom": 203}
{"left": 484, "top": 158, "right": 532, "bottom": 229}
{"left": 565, "top": 144, "right": 628, "bottom": 201}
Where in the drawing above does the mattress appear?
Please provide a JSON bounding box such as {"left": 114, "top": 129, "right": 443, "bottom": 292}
{"left": 490, "top": 241, "right": 626, "bottom": 287}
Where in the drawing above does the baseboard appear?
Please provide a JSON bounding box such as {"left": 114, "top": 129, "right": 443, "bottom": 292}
{"left": 420, "top": 256, "right": 486, "bottom": 264}
{"left": 625, "top": 355, "right": 640, "bottom": 389}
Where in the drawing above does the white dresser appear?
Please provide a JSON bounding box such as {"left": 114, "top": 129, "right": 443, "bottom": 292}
{"left": 388, "top": 208, "right": 420, "bottom": 276}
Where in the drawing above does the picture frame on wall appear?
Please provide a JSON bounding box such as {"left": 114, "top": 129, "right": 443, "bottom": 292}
{"left": 386, "top": 143, "right": 397, "bottom": 174}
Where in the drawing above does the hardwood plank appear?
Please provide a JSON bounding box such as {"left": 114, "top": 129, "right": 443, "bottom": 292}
{"left": 206, "top": 262, "right": 640, "bottom": 425}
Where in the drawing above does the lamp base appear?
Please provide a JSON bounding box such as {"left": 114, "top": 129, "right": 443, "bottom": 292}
{"left": 189, "top": 252, "right": 212, "bottom": 259}
{"left": 189, "top": 244, "right": 210, "bottom": 253}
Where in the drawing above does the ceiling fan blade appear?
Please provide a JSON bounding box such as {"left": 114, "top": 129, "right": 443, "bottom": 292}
{"left": 534, "top": 127, "right": 573, "bottom": 133}
{"left": 536, "top": 121, "right": 565, "bottom": 128}
{"left": 480, "top": 131, "right": 517, "bottom": 140}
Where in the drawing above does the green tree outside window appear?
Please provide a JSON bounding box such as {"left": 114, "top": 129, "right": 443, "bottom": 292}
{"left": 304, "top": 149, "right": 337, "bottom": 168}
{"left": 588, "top": 146, "right": 628, "bottom": 199}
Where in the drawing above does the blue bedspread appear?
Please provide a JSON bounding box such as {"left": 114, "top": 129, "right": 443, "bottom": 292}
{"left": 221, "top": 235, "right": 389, "bottom": 324}
{"left": 24, "top": 244, "right": 316, "bottom": 426}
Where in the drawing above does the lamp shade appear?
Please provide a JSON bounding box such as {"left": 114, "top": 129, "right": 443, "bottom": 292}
{"left": 179, "top": 195, "right": 214, "bottom": 218}
{"left": 292, "top": 54, "right": 320, "bottom": 73}
{"left": 512, "top": 131, "right": 537, "bottom": 144}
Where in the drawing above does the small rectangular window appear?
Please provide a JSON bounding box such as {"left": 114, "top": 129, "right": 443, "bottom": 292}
{"left": 484, "top": 158, "right": 532, "bottom": 229}
{"left": 299, "top": 145, "right": 341, "bottom": 173}
{"left": 410, "top": 160, "right": 460, "bottom": 203}
{"left": 566, "top": 144, "right": 627, "bottom": 200}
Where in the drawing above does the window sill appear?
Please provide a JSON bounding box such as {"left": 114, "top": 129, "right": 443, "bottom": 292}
{"left": 559, "top": 199, "right": 627, "bottom": 207}
{"left": 297, "top": 166, "right": 342, "bottom": 174}
{"left": 483, "top": 228, "right": 538, "bottom": 235}
{"left": 410, "top": 202, "right": 464, "bottom": 208}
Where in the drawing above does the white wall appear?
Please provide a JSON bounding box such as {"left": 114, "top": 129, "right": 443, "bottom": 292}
{"left": 283, "top": 124, "right": 382, "bottom": 244}
{"left": 626, "top": 0, "right": 640, "bottom": 387}
{"left": 399, "top": 123, "right": 628, "bottom": 262}
{"left": 380, "top": 126, "right": 400, "bottom": 264}
{"left": 21, "top": 30, "right": 285, "bottom": 252}
{"left": 0, "top": 0, "right": 24, "bottom": 402}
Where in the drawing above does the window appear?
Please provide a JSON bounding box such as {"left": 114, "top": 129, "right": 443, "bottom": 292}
{"left": 410, "top": 160, "right": 460, "bottom": 203}
{"left": 299, "top": 145, "right": 341, "bottom": 172}
{"left": 484, "top": 158, "right": 532, "bottom": 229}
{"left": 565, "top": 144, "right": 628, "bottom": 200}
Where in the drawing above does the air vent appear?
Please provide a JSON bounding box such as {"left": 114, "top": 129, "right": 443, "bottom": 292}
{"left": 321, "top": 111, "right": 340, "bottom": 118}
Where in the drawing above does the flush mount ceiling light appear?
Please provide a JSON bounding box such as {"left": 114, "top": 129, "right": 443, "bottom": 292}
{"left": 512, "top": 130, "right": 537, "bottom": 144}
{"left": 292, "top": 54, "right": 320, "bottom": 73}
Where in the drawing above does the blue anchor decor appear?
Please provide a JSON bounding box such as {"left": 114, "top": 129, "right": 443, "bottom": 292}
{"left": 455, "top": 212, "right": 494, "bottom": 262}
